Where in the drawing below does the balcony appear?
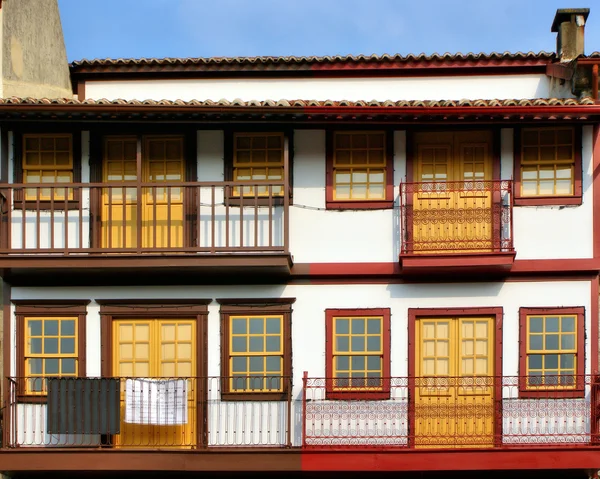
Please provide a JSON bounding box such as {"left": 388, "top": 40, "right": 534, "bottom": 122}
{"left": 7, "top": 376, "right": 294, "bottom": 449}
{"left": 0, "top": 181, "right": 291, "bottom": 284}
{"left": 302, "top": 374, "right": 599, "bottom": 449}
{"left": 399, "top": 180, "right": 515, "bottom": 274}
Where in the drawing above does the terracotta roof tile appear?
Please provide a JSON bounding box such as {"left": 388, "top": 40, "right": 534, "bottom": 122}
{"left": 0, "top": 97, "right": 595, "bottom": 108}
{"left": 70, "top": 51, "right": 555, "bottom": 70}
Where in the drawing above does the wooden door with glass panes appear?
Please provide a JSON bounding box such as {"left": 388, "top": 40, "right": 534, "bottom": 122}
{"left": 413, "top": 131, "right": 493, "bottom": 253}
{"left": 102, "top": 136, "right": 184, "bottom": 250}
{"left": 414, "top": 317, "right": 494, "bottom": 448}
{"left": 112, "top": 319, "right": 196, "bottom": 448}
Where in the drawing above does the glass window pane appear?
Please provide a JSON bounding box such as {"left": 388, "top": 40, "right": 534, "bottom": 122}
{"left": 232, "top": 357, "right": 246, "bottom": 373}
{"left": 367, "top": 318, "right": 381, "bottom": 334}
{"left": 336, "top": 336, "right": 349, "bottom": 352}
{"left": 560, "top": 354, "right": 575, "bottom": 369}
{"left": 367, "top": 336, "right": 381, "bottom": 352}
{"left": 45, "top": 358, "right": 59, "bottom": 375}
{"left": 28, "top": 320, "right": 42, "bottom": 336}
{"left": 266, "top": 317, "right": 280, "bottom": 334}
{"left": 545, "top": 317, "right": 559, "bottom": 332}
{"left": 367, "top": 356, "right": 381, "bottom": 371}
{"left": 561, "top": 316, "right": 576, "bottom": 332}
{"left": 529, "top": 317, "right": 543, "bottom": 333}
{"left": 248, "top": 376, "right": 263, "bottom": 391}
{"left": 351, "top": 356, "right": 365, "bottom": 371}
{"left": 265, "top": 336, "right": 280, "bottom": 352}
{"left": 231, "top": 375, "right": 247, "bottom": 391}
{"left": 61, "top": 358, "right": 76, "bottom": 375}
{"left": 249, "top": 337, "right": 264, "bottom": 352}
{"left": 336, "top": 356, "right": 349, "bottom": 371}
{"left": 61, "top": 320, "right": 75, "bottom": 336}
{"left": 545, "top": 354, "right": 559, "bottom": 369}
{"left": 335, "top": 319, "right": 349, "bottom": 334}
{"left": 249, "top": 318, "right": 263, "bottom": 334}
{"left": 44, "top": 320, "right": 59, "bottom": 336}
{"left": 530, "top": 335, "right": 543, "bottom": 351}
{"left": 266, "top": 356, "right": 281, "bottom": 373}
{"left": 44, "top": 338, "right": 59, "bottom": 354}
{"left": 545, "top": 334, "right": 559, "bottom": 350}
{"left": 528, "top": 354, "right": 543, "bottom": 370}
{"left": 231, "top": 319, "right": 246, "bottom": 334}
{"left": 561, "top": 334, "right": 575, "bottom": 350}
{"left": 60, "top": 338, "right": 75, "bottom": 354}
{"left": 265, "top": 376, "right": 281, "bottom": 390}
{"left": 351, "top": 318, "right": 365, "bottom": 334}
{"left": 30, "top": 338, "right": 42, "bottom": 354}
{"left": 232, "top": 337, "right": 247, "bottom": 353}
{"left": 351, "top": 336, "right": 365, "bottom": 352}
{"left": 249, "top": 356, "right": 264, "bottom": 373}
{"left": 29, "top": 358, "right": 43, "bottom": 374}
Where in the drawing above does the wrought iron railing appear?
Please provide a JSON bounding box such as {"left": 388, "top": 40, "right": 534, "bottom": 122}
{"left": 399, "top": 180, "right": 513, "bottom": 254}
{"left": 302, "top": 374, "right": 600, "bottom": 449}
{"left": 0, "top": 181, "right": 289, "bottom": 255}
{"left": 7, "top": 376, "right": 293, "bottom": 448}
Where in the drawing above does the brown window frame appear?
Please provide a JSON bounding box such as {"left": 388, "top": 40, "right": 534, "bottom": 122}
{"left": 518, "top": 306, "right": 585, "bottom": 398}
{"left": 224, "top": 129, "right": 293, "bottom": 207}
{"left": 15, "top": 300, "right": 89, "bottom": 402}
{"left": 325, "top": 308, "right": 391, "bottom": 400}
{"left": 13, "top": 131, "right": 82, "bottom": 210}
{"left": 326, "top": 130, "right": 394, "bottom": 210}
{"left": 514, "top": 126, "right": 582, "bottom": 206}
{"left": 218, "top": 298, "right": 294, "bottom": 401}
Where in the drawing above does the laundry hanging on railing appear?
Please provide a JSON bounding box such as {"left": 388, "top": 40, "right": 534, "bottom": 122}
{"left": 125, "top": 378, "right": 188, "bottom": 425}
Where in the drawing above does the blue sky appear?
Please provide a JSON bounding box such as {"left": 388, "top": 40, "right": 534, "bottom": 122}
{"left": 57, "top": 0, "right": 600, "bottom": 62}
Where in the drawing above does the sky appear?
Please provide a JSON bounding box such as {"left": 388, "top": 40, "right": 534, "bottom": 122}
{"left": 57, "top": 0, "right": 600, "bottom": 62}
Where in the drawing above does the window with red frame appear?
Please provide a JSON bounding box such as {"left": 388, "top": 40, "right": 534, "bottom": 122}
{"left": 325, "top": 308, "right": 390, "bottom": 399}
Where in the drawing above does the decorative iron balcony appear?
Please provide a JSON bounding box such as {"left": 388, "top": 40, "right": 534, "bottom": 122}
{"left": 0, "top": 181, "right": 289, "bottom": 255}
{"left": 302, "top": 374, "right": 600, "bottom": 449}
{"left": 7, "top": 376, "right": 293, "bottom": 449}
{"left": 399, "top": 180, "right": 513, "bottom": 255}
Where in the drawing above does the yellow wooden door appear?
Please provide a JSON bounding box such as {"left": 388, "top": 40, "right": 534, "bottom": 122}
{"left": 113, "top": 319, "right": 196, "bottom": 448}
{"left": 102, "top": 137, "right": 184, "bottom": 249}
{"left": 143, "top": 137, "right": 184, "bottom": 249}
{"left": 413, "top": 131, "right": 492, "bottom": 253}
{"left": 414, "top": 317, "right": 494, "bottom": 448}
{"left": 102, "top": 137, "right": 138, "bottom": 249}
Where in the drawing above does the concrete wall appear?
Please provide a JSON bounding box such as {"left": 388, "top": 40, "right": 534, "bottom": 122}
{"left": 1, "top": 0, "right": 72, "bottom": 98}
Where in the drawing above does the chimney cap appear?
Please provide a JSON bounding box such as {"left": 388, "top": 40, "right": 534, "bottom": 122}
{"left": 551, "top": 8, "right": 590, "bottom": 32}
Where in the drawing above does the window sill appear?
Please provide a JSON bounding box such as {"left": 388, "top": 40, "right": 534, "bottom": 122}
{"left": 514, "top": 195, "right": 582, "bottom": 206}
{"left": 225, "top": 196, "right": 288, "bottom": 207}
{"left": 518, "top": 388, "right": 585, "bottom": 399}
{"left": 326, "top": 390, "right": 391, "bottom": 400}
{"left": 326, "top": 200, "right": 394, "bottom": 210}
{"left": 220, "top": 391, "right": 289, "bottom": 401}
{"left": 16, "top": 394, "right": 48, "bottom": 404}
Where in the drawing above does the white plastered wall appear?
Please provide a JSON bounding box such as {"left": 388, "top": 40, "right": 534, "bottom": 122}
{"left": 83, "top": 74, "right": 551, "bottom": 102}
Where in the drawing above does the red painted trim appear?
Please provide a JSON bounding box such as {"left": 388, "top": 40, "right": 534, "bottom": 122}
{"left": 325, "top": 308, "right": 391, "bottom": 399}
{"left": 518, "top": 306, "right": 585, "bottom": 398}
{"left": 513, "top": 126, "right": 582, "bottom": 206}
{"left": 301, "top": 259, "right": 600, "bottom": 278}
{"left": 407, "top": 307, "right": 503, "bottom": 448}
{"left": 325, "top": 130, "right": 394, "bottom": 210}
{"left": 594, "top": 125, "right": 600, "bottom": 260}
{"left": 400, "top": 252, "right": 515, "bottom": 270}
{"left": 592, "top": 278, "right": 599, "bottom": 373}
{"left": 300, "top": 448, "right": 600, "bottom": 471}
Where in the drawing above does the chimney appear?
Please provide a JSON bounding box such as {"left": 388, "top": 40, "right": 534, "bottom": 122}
{"left": 551, "top": 8, "right": 590, "bottom": 62}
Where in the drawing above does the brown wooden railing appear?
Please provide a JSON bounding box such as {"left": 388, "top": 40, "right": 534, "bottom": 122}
{"left": 7, "top": 376, "right": 294, "bottom": 448}
{"left": 0, "top": 181, "right": 289, "bottom": 255}
{"left": 399, "top": 180, "right": 513, "bottom": 254}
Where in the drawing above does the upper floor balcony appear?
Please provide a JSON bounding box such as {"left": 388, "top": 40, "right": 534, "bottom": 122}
{"left": 399, "top": 179, "right": 515, "bottom": 273}
{"left": 0, "top": 181, "right": 291, "bottom": 284}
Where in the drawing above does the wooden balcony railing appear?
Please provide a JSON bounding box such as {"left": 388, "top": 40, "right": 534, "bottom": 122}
{"left": 302, "top": 374, "right": 600, "bottom": 449}
{"left": 7, "top": 376, "right": 294, "bottom": 449}
{"left": 399, "top": 180, "right": 513, "bottom": 255}
{"left": 0, "top": 181, "right": 289, "bottom": 255}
